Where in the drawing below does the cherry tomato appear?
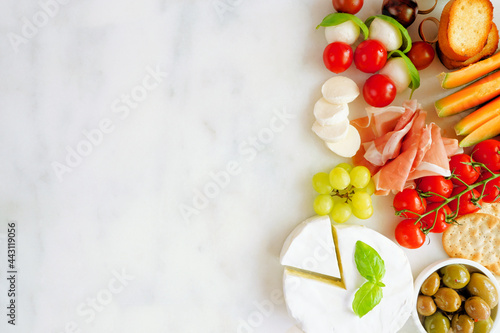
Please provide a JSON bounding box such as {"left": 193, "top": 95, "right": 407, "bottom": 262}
{"left": 406, "top": 41, "right": 435, "bottom": 70}
{"left": 448, "top": 186, "right": 482, "bottom": 216}
{"left": 323, "top": 42, "right": 353, "bottom": 74}
{"left": 393, "top": 188, "right": 427, "bottom": 218}
{"left": 354, "top": 39, "right": 387, "bottom": 73}
{"left": 416, "top": 175, "right": 453, "bottom": 202}
{"left": 472, "top": 139, "right": 500, "bottom": 172}
{"left": 363, "top": 74, "right": 396, "bottom": 107}
{"left": 449, "top": 154, "right": 481, "bottom": 185}
{"left": 420, "top": 203, "right": 452, "bottom": 233}
{"left": 477, "top": 170, "right": 500, "bottom": 203}
{"left": 395, "top": 219, "right": 425, "bottom": 249}
{"left": 332, "top": 0, "right": 363, "bottom": 14}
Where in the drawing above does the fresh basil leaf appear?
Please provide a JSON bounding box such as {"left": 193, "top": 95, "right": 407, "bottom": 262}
{"left": 365, "top": 15, "right": 412, "bottom": 53}
{"left": 316, "top": 13, "right": 369, "bottom": 40}
{"left": 354, "top": 241, "right": 386, "bottom": 283}
{"left": 388, "top": 50, "right": 420, "bottom": 98}
{"left": 352, "top": 282, "right": 383, "bottom": 318}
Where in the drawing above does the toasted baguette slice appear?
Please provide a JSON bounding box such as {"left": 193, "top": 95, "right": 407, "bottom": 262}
{"left": 448, "top": 0, "right": 493, "bottom": 58}
{"left": 442, "top": 213, "right": 500, "bottom": 276}
{"left": 438, "top": 23, "right": 499, "bottom": 69}
{"left": 438, "top": 0, "right": 493, "bottom": 61}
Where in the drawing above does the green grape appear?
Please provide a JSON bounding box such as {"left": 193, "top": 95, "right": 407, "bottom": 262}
{"left": 314, "top": 194, "right": 334, "bottom": 215}
{"left": 336, "top": 163, "right": 353, "bottom": 173}
{"left": 349, "top": 166, "right": 371, "bottom": 188}
{"left": 351, "top": 191, "right": 372, "bottom": 210}
{"left": 330, "top": 202, "right": 352, "bottom": 223}
{"left": 312, "top": 172, "right": 333, "bottom": 194}
{"left": 352, "top": 204, "right": 374, "bottom": 219}
{"left": 329, "top": 167, "right": 350, "bottom": 190}
{"left": 362, "top": 179, "right": 376, "bottom": 196}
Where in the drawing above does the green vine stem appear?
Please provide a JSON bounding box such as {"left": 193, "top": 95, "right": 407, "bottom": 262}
{"left": 395, "top": 161, "right": 499, "bottom": 234}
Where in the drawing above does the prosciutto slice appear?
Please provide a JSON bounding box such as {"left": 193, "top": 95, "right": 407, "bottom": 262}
{"left": 352, "top": 101, "right": 461, "bottom": 195}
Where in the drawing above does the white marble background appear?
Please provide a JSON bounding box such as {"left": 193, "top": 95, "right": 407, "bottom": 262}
{"left": 0, "top": 0, "right": 495, "bottom": 332}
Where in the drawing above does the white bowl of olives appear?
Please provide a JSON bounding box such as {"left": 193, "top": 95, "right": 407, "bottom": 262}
{"left": 412, "top": 258, "right": 499, "bottom": 333}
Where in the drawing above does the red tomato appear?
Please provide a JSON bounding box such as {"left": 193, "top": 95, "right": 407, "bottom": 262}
{"left": 406, "top": 41, "right": 435, "bottom": 70}
{"left": 363, "top": 74, "right": 396, "bottom": 107}
{"left": 354, "top": 40, "right": 387, "bottom": 73}
{"left": 449, "top": 154, "right": 481, "bottom": 185}
{"left": 472, "top": 139, "right": 500, "bottom": 172}
{"left": 477, "top": 170, "right": 500, "bottom": 203}
{"left": 395, "top": 219, "right": 425, "bottom": 249}
{"left": 332, "top": 0, "right": 363, "bottom": 14}
{"left": 448, "top": 186, "right": 482, "bottom": 216}
{"left": 393, "top": 188, "right": 427, "bottom": 218}
{"left": 323, "top": 42, "right": 353, "bottom": 74}
{"left": 420, "top": 203, "right": 452, "bottom": 233}
{"left": 416, "top": 176, "right": 453, "bottom": 202}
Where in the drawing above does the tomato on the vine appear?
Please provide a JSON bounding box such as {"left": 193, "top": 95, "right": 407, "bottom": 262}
{"left": 395, "top": 219, "right": 425, "bottom": 249}
{"left": 323, "top": 42, "right": 353, "bottom": 74}
{"left": 449, "top": 154, "right": 481, "bottom": 185}
{"left": 447, "top": 186, "right": 482, "bottom": 216}
{"left": 416, "top": 175, "right": 453, "bottom": 202}
{"left": 420, "top": 203, "right": 452, "bottom": 233}
{"left": 393, "top": 188, "right": 427, "bottom": 218}
{"left": 406, "top": 41, "right": 435, "bottom": 70}
{"left": 332, "top": 0, "right": 363, "bottom": 14}
{"left": 472, "top": 139, "right": 500, "bottom": 172}
{"left": 354, "top": 39, "right": 387, "bottom": 73}
{"left": 363, "top": 74, "right": 396, "bottom": 107}
{"left": 477, "top": 170, "right": 500, "bottom": 203}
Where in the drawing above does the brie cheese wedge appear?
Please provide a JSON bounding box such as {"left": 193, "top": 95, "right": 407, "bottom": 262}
{"left": 280, "top": 216, "right": 413, "bottom": 333}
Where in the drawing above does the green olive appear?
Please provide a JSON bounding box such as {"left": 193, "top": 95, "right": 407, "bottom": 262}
{"left": 465, "top": 296, "right": 490, "bottom": 321}
{"left": 451, "top": 313, "right": 474, "bottom": 333}
{"left": 424, "top": 312, "right": 450, "bottom": 333}
{"left": 434, "top": 287, "right": 461, "bottom": 312}
{"left": 466, "top": 273, "right": 499, "bottom": 308}
{"left": 473, "top": 317, "right": 493, "bottom": 333}
{"left": 441, "top": 264, "right": 470, "bottom": 289}
{"left": 422, "top": 272, "right": 441, "bottom": 296}
{"left": 417, "top": 295, "right": 437, "bottom": 316}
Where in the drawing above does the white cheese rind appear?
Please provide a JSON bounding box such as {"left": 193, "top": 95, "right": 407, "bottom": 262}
{"left": 282, "top": 216, "right": 414, "bottom": 333}
{"left": 280, "top": 215, "right": 340, "bottom": 279}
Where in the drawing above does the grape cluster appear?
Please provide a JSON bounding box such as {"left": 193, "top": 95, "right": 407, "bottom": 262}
{"left": 312, "top": 163, "right": 375, "bottom": 223}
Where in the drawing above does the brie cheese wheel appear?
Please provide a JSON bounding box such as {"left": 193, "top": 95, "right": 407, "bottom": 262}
{"left": 280, "top": 216, "right": 413, "bottom": 333}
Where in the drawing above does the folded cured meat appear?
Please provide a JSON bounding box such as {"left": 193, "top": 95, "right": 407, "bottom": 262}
{"left": 352, "top": 101, "right": 460, "bottom": 194}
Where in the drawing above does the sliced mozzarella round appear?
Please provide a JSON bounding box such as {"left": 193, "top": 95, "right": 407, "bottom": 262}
{"left": 379, "top": 57, "right": 410, "bottom": 93}
{"left": 312, "top": 118, "right": 349, "bottom": 143}
{"left": 325, "top": 125, "right": 361, "bottom": 157}
{"left": 321, "top": 76, "right": 359, "bottom": 104}
{"left": 313, "top": 98, "right": 349, "bottom": 126}
{"left": 325, "top": 20, "right": 360, "bottom": 45}
{"left": 368, "top": 17, "right": 402, "bottom": 51}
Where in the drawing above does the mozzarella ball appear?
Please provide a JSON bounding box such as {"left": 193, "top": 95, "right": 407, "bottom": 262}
{"left": 325, "top": 20, "right": 360, "bottom": 45}
{"left": 380, "top": 57, "right": 411, "bottom": 93}
{"left": 369, "top": 17, "right": 402, "bottom": 51}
